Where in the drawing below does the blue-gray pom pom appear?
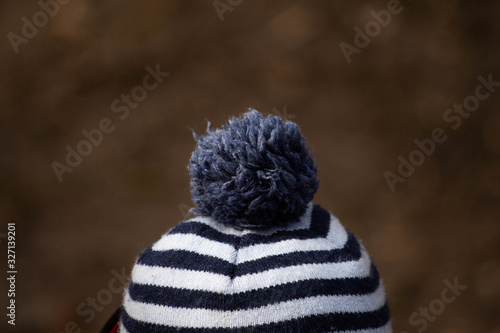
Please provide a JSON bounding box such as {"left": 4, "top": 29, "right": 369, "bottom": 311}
{"left": 188, "top": 109, "right": 319, "bottom": 229}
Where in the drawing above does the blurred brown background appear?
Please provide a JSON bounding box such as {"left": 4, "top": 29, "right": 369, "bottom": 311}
{"left": 1, "top": 1, "right": 499, "bottom": 332}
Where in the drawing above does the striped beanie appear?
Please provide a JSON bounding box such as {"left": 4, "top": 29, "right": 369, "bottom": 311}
{"left": 119, "top": 110, "right": 391, "bottom": 333}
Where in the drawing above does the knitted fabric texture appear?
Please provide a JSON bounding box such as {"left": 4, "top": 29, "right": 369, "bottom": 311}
{"left": 189, "top": 110, "right": 319, "bottom": 229}
{"left": 120, "top": 110, "right": 391, "bottom": 332}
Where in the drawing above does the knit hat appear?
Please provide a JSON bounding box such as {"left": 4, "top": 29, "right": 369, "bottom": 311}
{"left": 117, "top": 110, "right": 391, "bottom": 333}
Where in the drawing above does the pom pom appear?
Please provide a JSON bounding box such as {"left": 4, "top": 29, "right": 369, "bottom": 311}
{"left": 188, "top": 109, "right": 319, "bottom": 229}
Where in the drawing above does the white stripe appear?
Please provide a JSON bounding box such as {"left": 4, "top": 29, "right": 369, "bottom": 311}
{"left": 188, "top": 216, "right": 245, "bottom": 236}
{"left": 131, "top": 264, "right": 232, "bottom": 293}
{"left": 234, "top": 249, "right": 372, "bottom": 291}
{"left": 237, "top": 215, "right": 348, "bottom": 264}
{"left": 131, "top": 249, "right": 372, "bottom": 293}
{"left": 189, "top": 203, "right": 314, "bottom": 236}
{"left": 119, "top": 317, "right": 392, "bottom": 333}
{"left": 152, "top": 233, "right": 236, "bottom": 262}
{"left": 327, "top": 214, "right": 349, "bottom": 245}
{"left": 151, "top": 207, "right": 348, "bottom": 266}
{"left": 123, "top": 284, "right": 387, "bottom": 328}
{"left": 118, "top": 322, "right": 128, "bottom": 333}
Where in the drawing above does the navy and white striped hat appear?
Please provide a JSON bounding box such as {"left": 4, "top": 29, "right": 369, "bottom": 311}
{"left": 118, "top": 110, "right": 391, "bottom": 333}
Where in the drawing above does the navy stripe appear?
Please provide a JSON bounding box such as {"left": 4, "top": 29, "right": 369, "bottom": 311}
{"left": 128, "top": 264, "right": 380, "bottom": 310}
{"left": 238, "top": 204, "right": 332, "bottom": 247}
{"left": 169, "top": 221, "right": 240, "bottom": 245}
{"left": 121, "top": 302, "right": 390, "bottom": 333}
{"left": 169, "top": 205, "right": 332, "bottom": 248}
{"left": 137, "top": 248, "right": 234, "bottom": 275}
{"left": 136, "top": 231, "right": 359, "bottom": 277}
{"left": 309, "top": 203, "right": 332, "bottom": 236}
{"left": 235, "top": 231, "right": 361, "bottom": 276}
